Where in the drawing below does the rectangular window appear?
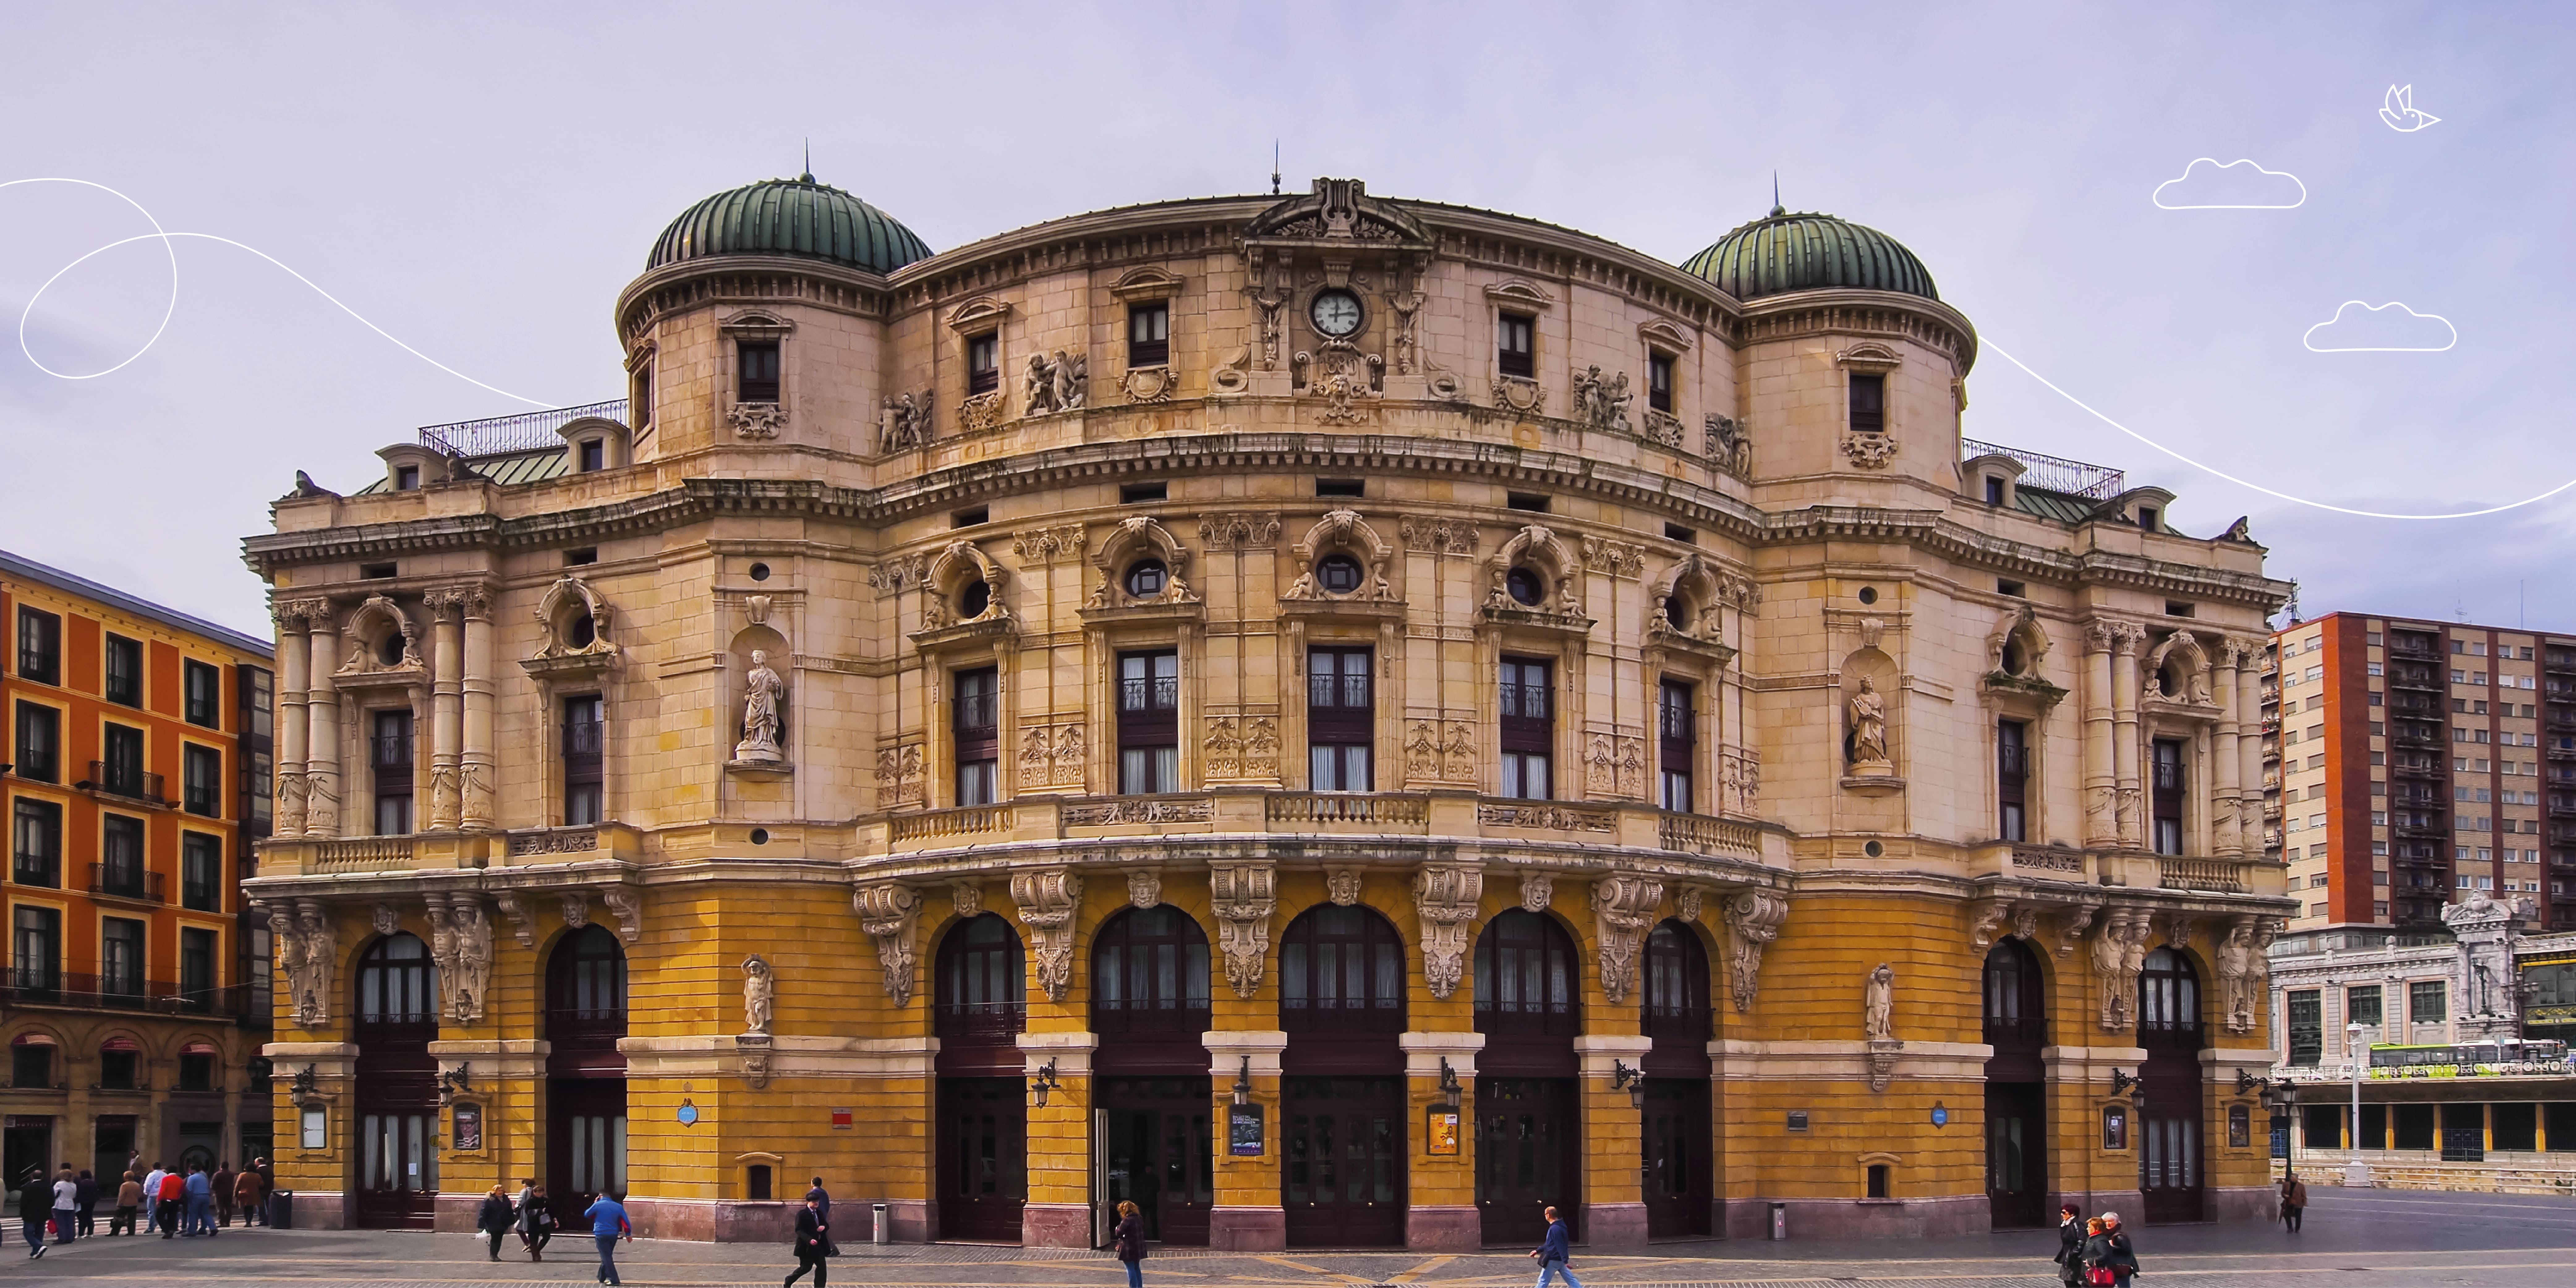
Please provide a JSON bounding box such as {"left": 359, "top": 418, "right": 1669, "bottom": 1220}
{"left": 10, "top": 1042, "right": 47, "bottom": 1088}
{"left": 12, "top": 797, "right": 62, "bottom": 887}
{"left": 1128, "top": 302, "right": 1170, "bottom": 368}
{"left": 1497, "top": 312, "right": 1534, "bottom": 379}
{"left": 1116, "top": 650, "right": 1179, "bottom": 795}
{"left": 99, "top": 813, "right": 145, "bottom": 898}
{"left": 373, "top": 708, "right": 415, "bottom": 836}
{"left": 737, "top": 339, "right": 780, "bottom": 402}
{"left": 578, "top": 438, "right": 606, "bottom": 472}
{"left": 183, "top": 660, "right": 221, "bottom": 728}
{"left": 2347, "top": 984, "right": 2383, "bottom": 1028}
{"left": 97, "top": 1049, "right": 136, "bottom": 1090}
{"left": 104, "top": 633, "right": 142, "bottom": 706}
{"left": 966, "top": 332, "right": 999, "bottom": 396}
{"left": 180, "top": 926, "right": 217, "bottom": 1011}
{"left": 2285, "top": 989, "right": 2322, "bottom": 1066}
{"left": 1985, "top": 476, "right": 2006, "bottom": 505}
{"left": 181, "top": 831, "right": 220, "bottom": 911}
{"left": 14, "top": 701, "right": 57, "bottom": 782}
{"left": 101, "top": 916, "right": 143, "bottom": 997}
{"left": 15, "top": 606, "right": 60, "bottom": 684}
{"left": 563, "top": 694, "right": 603, "bottom": 826}
{"left": 1998, "top": 718, "right": 2030, "bottom": 843}
{"left": 2151, "top": 737, "right": 2186, "bottom": 855}
{"left": 1647, "top": 351, "right": 1675, "bottom": 414}
{"left": 1658, "top": 679, "right": 1695, "bottom": 813}
{"left": 11, "top": 904, "right": 60, "bottom": 991}
{"left": 2410, "top": 979, "right": 2446, "bottom": 1024}
{"left": 1847, "top": 372, "right": 1886, "bottom": 435}
{"left": 183, "top": 743, "right": 222, "bottom": 816}
{"left": 102, "top": 722, "right": 146, "bottom": 799}
{"left": 1499, "top": 657, "right": 1553, "bottom": 800}
{"left": 954, "top": 667, "right": 999, "bottom": 806}
{"left": 1307, "top": 648, "right": 1373, "bottom": 792}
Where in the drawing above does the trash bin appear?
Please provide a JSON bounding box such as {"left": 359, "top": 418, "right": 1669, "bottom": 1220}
{"left": 1768, "top": 1201, "right": 1786, "bottom": 1241}
{"left": 268, "top": 1191, "right": 293, "bottom": 1230}
{"left": 872, "top": 1202, "right": 889, "bottom": 1244}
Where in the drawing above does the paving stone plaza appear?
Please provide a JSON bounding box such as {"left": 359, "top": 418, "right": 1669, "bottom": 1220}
{"left": 7, "top": 1189, "right": 2572, "bottom": 1287}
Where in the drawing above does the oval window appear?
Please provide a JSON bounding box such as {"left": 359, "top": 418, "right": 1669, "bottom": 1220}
{"left": 1665, "top": 593, "right": 1691, "bottom": 631}
{"left": 568, "top": 613, "right": 597, "bottom": 648}
{"left": 959, "top": 580, "right": 991, "bottom": 619}
{"left": 377, "top": 633, "right": 406, "bottom": 667}
{"left": 1505, "top": 567, "right": 1545, "bottom": 607}
{"left": 1316, "top": 554, "right": 1364, "bottom": 595}
{"left": 1125, "top": 559, "right": 1169, "bottom": 599}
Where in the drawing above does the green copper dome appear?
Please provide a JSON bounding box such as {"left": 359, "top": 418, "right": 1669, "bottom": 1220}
{"left": 648, "top": 176, "right": 931, "bottom": 275}
{"left": 1680, "top": 209, "right": 1938, "bottom": 302}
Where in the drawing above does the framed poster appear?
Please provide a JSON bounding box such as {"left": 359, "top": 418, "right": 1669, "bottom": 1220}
{"left": 2227, "top": 1104, "right": 2251, "bottom": 1149}
{"left": 1425, "top": 1107, "right": 1461, "bottom": 1155}
{"left": 2101, "top": 1105, "right": 2129, "bottom": 1150}
{"left": 453, "top": 1103, "right": 482, "bottom": 1152}
{"left": 1228, "top": 1103, "right": 1265, "bottom": 1156}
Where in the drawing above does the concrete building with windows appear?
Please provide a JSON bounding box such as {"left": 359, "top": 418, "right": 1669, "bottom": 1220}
{"left": 240, "top": 174, "right": 2294, "bottom": 1245}
{"left": 1, "top": 549, "right": 275, "bottom": 1203}
{"left": 2260, "top": 613, "right": 2576, "bottom": 935}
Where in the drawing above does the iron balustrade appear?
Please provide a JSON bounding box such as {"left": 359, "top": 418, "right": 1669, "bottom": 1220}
{"left": 0, "top": 972, "right": 249, "bottom": 1016}
{"left": 935, "top": 999, "right": 1026, "bottom": 1042}
{"left": 1499, "top": 680, "right": 1550, "bottom": 720}
{"left": 417, "top": 398, "right": 628, "bottom": 457}
{"left": 1118, "top": 675, "right": 1178, "bottom": 711}
{"left": 83, "top": 759, "right": 163, "bottom": 804}
{"left": 564, "top": 720, "right": 604, "bottom": 756}
{"left": 1643, "top": 1002, "right": 1711, "bottom": 1045}
{"left": 1474, "top": 997, "right": 1577, "bottom": 1040}
{"left": 87, "top": 864, "right": 163, "bottom": 903}
{"left": 953, "top": 691, "right": 998, "bottom": 735}
{"left": 1089, "top": 997, "right": 1212, "bottom": 1038}
{"left": 1959, "top": 437, "right": 2126, "bottom": 499}
{"left": 370, "top": 734, "right": 415, "bottom": 770}
{"left": 1279, "top": 995, "right": 1404, "bottom": 1033}
{"left": 1999, "top": 744, "right": 2031, "bottom": 779}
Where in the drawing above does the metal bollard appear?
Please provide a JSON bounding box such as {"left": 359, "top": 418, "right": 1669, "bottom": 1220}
{"left": 1769, "top": 1201, "right": 1786, "bottom": 1241}
{"left": 873, "top": 1202, "right": 889, "bottom": 1244}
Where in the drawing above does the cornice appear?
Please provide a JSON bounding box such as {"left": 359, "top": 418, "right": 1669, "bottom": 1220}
{"left": 614, "top": 254, "right": 898, "bottom": 340}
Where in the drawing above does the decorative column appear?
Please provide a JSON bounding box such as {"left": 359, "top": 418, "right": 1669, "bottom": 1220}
{"left": 2238, "top": 648, "right": 2267, "bottom": 856}
{"left": 2081, "top": 622, "right": 2118, "bottom": 847}
{"left": 460, "top": 586, "right": 497, "bottom": 829}
{"left": 274, "top": 601, "right": 318, "bottom": 837}
{"left": 424, "top": 589, "right": 466, "bottom": 830}
{"left": 2110, "top": 623, "right": 2146, "bottom": 848}
{"left": 2211, "top": 639, "right": 2246, "bottom": 856}
{"left": 304, "top": 609, "right": 344, "bottom": 838}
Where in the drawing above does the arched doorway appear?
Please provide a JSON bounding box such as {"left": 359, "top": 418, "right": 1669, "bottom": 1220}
{"left": 354, "top": 932, "right": 439, "bottom": 1228}
{"left": 1981, "top": 937, "right": 2048, "bottom": 1228}
{"left": 1641, "top": 919, "right": 1713, "bottom": 1238}
{"left": 935, "top": 913, "right": 1026, "bottom": 1242}
{"left": 1089, "top": 905, "right": 1213, "bottom": 1246}
{"left": 2137, "top": 946, "right": 2205, "bottom": 1224}
{"left": 1474, "top": 908, "right": 1579, "bottom": 1247}
{"left": 1277, "top": 903, "right": 1406, "bottom": 1249}
{"left": 545, "top": 924, "right": 628, "bottom": 1210}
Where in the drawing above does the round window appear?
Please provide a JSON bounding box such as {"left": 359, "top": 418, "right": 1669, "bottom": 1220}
{"left": 959, "top": 580, "right": 991, "bottom": 619}
{"left": 1857, "top": 586, "right": 1878, "bottom": 605}
{"left": 1665, "top": 593, "right": 1692, "bottom": 631}
{"left": 1125, "top": 559, "right": 1168, "bottom": 599}
{"left": 376, "top": 634, "right": 406, "bottom": 668}
{"left": 1505, "top": 567, "right": 1546, "bottom": 607}
{"left": 749, "top": 562, "right": 772, "bottom": 582}
{"left": 1316, "top": 554, "right": 1364, "bottom": 595}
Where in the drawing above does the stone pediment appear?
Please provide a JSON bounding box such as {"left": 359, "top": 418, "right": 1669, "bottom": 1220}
{"left": 1242, "top": 177, "right": 1432, "bottom": 247}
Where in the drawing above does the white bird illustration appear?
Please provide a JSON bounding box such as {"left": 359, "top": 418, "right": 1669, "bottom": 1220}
{"left": 2380, "top": 84, "right": 2440, "bottom": 132}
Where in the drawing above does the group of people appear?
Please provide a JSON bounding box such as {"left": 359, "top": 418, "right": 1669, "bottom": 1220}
{"left": 14, "top": 1158, "right": 269, "bottom": 1256}
{"left": 2054, "top": 1206, "right": 2142, "bottom": 1287}
{"left": 476, "top": 1182, "right": 628, "bottom": 1284}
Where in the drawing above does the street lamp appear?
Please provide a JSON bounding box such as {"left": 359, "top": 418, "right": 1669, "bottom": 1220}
{"left": 1610, "top": 1058, "right": 1645, "bottom": 1110}
{"left": 1231, "top": 1055, "right": 1254, "bottom": 1108}
{"left": 1029, "top": 1058, "right": 1062, "bottom": 1109}
{"left": 1437, "top": 1057, "right": 1463, "bottom": 1111}
{"left": 2344, "top": 1022, "right": 2371, "bottom": 1187}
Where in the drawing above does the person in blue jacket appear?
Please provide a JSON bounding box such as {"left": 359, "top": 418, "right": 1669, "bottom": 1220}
{"left": 583, "top": 1192, "right": 631, "bottom": 1285}
{"left": 1528, "top": 1205, "right": 1582, "bottom": 1288}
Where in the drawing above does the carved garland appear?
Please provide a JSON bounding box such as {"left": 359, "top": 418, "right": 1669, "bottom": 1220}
{"left": 1208, "top": 862, "right": 1277, "bottom": 999}
{"left": 1411, "top": 864, "right": 1485, "bottom": 1000}
{"left": 854, "top": 882, "right": 923, "bottom": 1006}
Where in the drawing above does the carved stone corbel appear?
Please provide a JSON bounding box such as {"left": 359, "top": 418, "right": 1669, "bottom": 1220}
{"left": 854, "top": 882, "right": 923, "bottom": 1006}
{"left": 2012, "top": 904, "right": 2043, "bottom": 943}
{"left": 738, "top": 1035, "right": 773, "bottom": 1091}
{"left": 1412, "top": 864, "right": 1485, "bottom": 1000}
{"left": 1722, "top": 890, "right": 1789, "bottom": 1013}
{"left": 1591, "top": 875, "right": 1665, "bottom": 1005}
{"left": 599, "top": 886, "right": 642, "bottom": 943}
{"left": 2055, "top": 903, "right": 2098, "bottom": 959}
{"left": 492, "top": 891, "right": 536, "bottom": 949}
{"left": 1968, "top": 899, "right": 2008, "bottom": 949}
{"left": 1010, "top": 869, "right": 1084, "bottom": 1003}
{"left": 1866, "top": 1040, "right": 1903, "bottom": 1094}
{"left": 1675, "top": 886, "right": 1706, "bottom": 925}
{"left": 1127, "top": 869, "right": 1164, "bottom": 910}
{"left": 560, "top": 892, "right": 590, "bottom": 932}
{"left": 1520, "top": 872, "right": 1554, "bottom": 914}
{"left": 1208, "top": 862, "right": 1277, "bottom": 999}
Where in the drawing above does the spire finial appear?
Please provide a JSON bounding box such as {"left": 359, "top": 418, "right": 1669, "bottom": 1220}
{"left": 1771, "top": 171, "right": 1784, "bottom": 218}
{"left": 1271, "top": 140, "right": 1281, "bottom": 197}
{"left": 800, "top": 138, "right": 813, "bottom": 184}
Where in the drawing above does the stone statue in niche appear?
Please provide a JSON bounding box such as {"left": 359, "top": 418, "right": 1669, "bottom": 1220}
{"left": 734, "top": 650, "right": 786, "bottom": 763}
{"left": 1570, "top": 365, "right": 1633, "bottom": 431}
{"left": 742, "top": 955, "right": 774, "bottom": 1035}
{"left": 1864, "top": 962, "right": 1895, "bottom": 1040}
{"left": 1845, "top": 676, "right": 1890, "bottom": 769}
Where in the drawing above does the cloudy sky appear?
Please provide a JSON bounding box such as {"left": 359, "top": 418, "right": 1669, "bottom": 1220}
{"left": 3, "top": 3, "right": 2567, "bottom": 637}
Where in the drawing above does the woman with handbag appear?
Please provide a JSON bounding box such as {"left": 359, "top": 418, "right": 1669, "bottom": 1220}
{"left": 1112, "top": 1199, "right": 1147, "bottom": 1288}
{"left": 2051, "top": 1204, "right": 2086, "bottom": 1288}
{"left": 2084, "top": 1212, "right": 2139, "bottom": 1287}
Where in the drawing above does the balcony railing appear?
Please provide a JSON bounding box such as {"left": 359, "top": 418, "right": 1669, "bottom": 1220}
{"left": 1090, "top": 998, "right": 1213, "bottom": 1038}
{"left": 934, "top": 1001, "right": 1026, "bottom": 1043}
{"left": 1475, "top": 999, "right": 1579, "bottom": 1041}
{"left": 369, "top": 735, "right": 414, "bottom": 770}
{"left": 564, "top": 720, "right": 604, "bottom": 757}
{"left": 2157, "top": 857, "right": 2246, "bottom": 893}
{"left": 1, "top": 973, "right": 251, "bottom": 1017}
{"left": 889, "top": 805, "right": 1010, "bottom": 844}
{"left": 417, "top": 398, "right": 627, "bottom": 457}
{"left": 87, "top": 864, "right": 164, "bottom": 903}
{"left": 1281, "top": 996, "right": 1405, "bottom": 1034}
{"left": 1265, "top": 793, "right": 1430, "bottom": 828}
{"left": 2388, "top": 640, "right": 2440, "bottom": 661}
{"left": 1657, "top": 811, "right": 1761, "bottom": 858}
{"left": 1960, "top": 437, "right": 2126, "bottom": 499}
{"left": 81, "top": 760, "right": 164, "bottom": 805}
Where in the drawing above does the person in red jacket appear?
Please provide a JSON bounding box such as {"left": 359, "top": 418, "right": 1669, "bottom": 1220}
{"left": 154, "top": 1171, "right": 185, "bottom": 1238}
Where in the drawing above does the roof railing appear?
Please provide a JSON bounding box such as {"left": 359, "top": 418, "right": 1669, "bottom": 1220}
{"left": 1961, "top": 437, "right": 2126, "bottom": 501}
{"left": 418, "top": 399, "right": 628, "bottom": 458}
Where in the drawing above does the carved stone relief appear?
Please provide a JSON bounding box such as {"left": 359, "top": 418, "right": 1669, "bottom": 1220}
{"left": 1202, "top": 716, "right": 1280, "bottom": 781}
{"left": 951, "top": 881, "right": 984, "bottom": 919}
{"left": 881, "top": 391, "right": 932, "bottom": 452}
{"left": 1018, "top": 724, "right": 1088, "bottom": 788}
{"left": 1024, "top": 351, "right": 1089, "bottom": 414}
{"left": 1584, "top": 734, "right": 1647, "bottom": 800}
{"left": 1325, "top": 868, "right": 1364, "bottom": 907}
{"left": 1520, "top": 872, "right": 1554, "bottom": 914}
{"left": 1010, "top": 869, "right": 1084, "bottom": 1003}
{"left": 1591, "top": 875, "right": 1665, "bottom": 1005}
{"left": 1704, "top": 414, "right": 1751, "bottom": 475}
{"left": 1208, "top": 862, "right": 1276, "bottom": 998}
{"left": 1405, "top": 720, "right": 1477, "bottom": 785}
{"left": 1126, "top": 869, "right": 1163, "bottom": 910}
{"left": 1411, "top": 864, "right": 1485, "bottom": 1000}
{"left": 1841, "top": 432, "right": 1899, "bottom": 470}
{"left": 1722, "top": 890, "right": 1789, "bottom": 1013}
{"left": 728, "top": 402, "right": 786, "bottom": 440}
{"left": 854, "top": 882, "right": 922, "bottom": 1006}
{"left": 1397, "top": 517, "right": 1478, "bottom": 557}
{"left": 1569, "top": 366, "right": 1633, "bottom": 432}
{"left": 874, "top": 743, "right": 926, "bottom": 807}
{"left": 741, "top": 954, "right": 774, "bottom": 1035}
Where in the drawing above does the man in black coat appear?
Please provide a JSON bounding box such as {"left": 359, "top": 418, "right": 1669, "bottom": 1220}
{"left": 786, "top": 1197, "right": 830, "bottom": 1288}
{"left": 475, "top": 1185, "right": 516, "bottom": 1261}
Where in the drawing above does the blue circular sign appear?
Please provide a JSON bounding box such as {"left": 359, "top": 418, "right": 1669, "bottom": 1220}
{"left": 1930, "top": 1105, "right": 1949, "bottom": 1127}
{"left": 678, "top": 1100, "right": 700, "bottom": 1126}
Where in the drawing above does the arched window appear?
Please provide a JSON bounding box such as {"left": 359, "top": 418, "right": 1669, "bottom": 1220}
{"left": 546, "top": 925, "right": 628, "bottom": 1037}
{"left": 1474, "top": 910, "right": 1578, "bottom": 1040}
{"left": 1090, "top": 905, "right": 1211, "bottom": 1037}
{"left": 1641, "top": 920, "right": 1709, "bottom": 1045}
{"left": 936, "top": 914, "right": 1025, "bottom": 1042}
{"left": 1982, "top": 938, "right": 2045, "bottom": 1047}
{"left": 2139, "top": 946, "right": 2200, "bottom": 1041}
{"left": 1279, "top": 904, "right": 1404, "bottom": 1034}
{"left": 356, "top": 933, "right": 437, "bottom": 1040}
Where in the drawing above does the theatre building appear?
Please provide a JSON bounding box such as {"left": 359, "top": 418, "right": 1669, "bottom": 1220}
{"left": 241, "top": 174, "right": 2295, "bottom": 1243}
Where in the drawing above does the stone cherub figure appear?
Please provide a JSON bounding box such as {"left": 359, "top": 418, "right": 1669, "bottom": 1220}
{"left": 742, "top": 954, "right": 774, "bottom": 1036}
{"left": 734, "top": 650, "right": 785, "bottom": 763}
{"left": 1865, "top": 962, "right": 1895, "bottom": 1040}
{"left": 1846, "top": 676, "right": 1889, "bottom": 767}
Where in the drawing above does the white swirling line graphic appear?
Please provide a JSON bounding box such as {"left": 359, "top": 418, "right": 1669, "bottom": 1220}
{"left": 4, "top": 176, "right": 556, "bottom": 407}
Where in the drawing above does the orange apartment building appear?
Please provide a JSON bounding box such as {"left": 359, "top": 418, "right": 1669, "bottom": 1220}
{"left": 2263, "top": 611, "right": 2576, "bottom": 935}
{"left": 2, "top": 549, "right": 274, "bottom": 1199}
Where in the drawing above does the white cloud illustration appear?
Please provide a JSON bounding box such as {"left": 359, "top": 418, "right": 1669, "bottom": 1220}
{"left": 2302, "top": 301, "right": 2457, "bottom": 353}
{"left": 2151, "top": 158, "right": 2307, "bottom": 210}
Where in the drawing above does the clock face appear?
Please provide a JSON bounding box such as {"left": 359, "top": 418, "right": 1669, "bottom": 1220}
{"left": 1309, "top": 290, "right": 1363, "bottom": 338}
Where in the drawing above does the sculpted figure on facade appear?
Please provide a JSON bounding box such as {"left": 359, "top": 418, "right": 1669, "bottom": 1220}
{"left": 1011, "top": 869, "right": 1084, "bottom": 1002}
{"left": 734, "top": 650, "right": 786, "bottom": 763}
{"left": 1207, "top": 862, "right": 1276, "bottom": 998}
{"left": 1845, "top": 676, "right": 1890, "bottom": 768}
{"left": 741, "top": 955, "right": 775, "bottom": 1035}
{"left": 1864, "top": 963, "right": 1896, "bottom": 1040}
{"left": 1411, "top": 864, "right": 1484, "bottom": 1000}
{"left": 2216, "top": 917, "right": 2265, "bottom": 1035}
{"left": 449, "top": 898, "right": 492, "bottom": 1024}
{"left": 1024, "top": 351, "right": 1088, "bottom": 414}
{"left": 1591, "top": 875, "right": 1664, "bottom": 1005}
{"left": 855, "top": 882, "right": 923, "bottom": 1006}
{"left": 1722, "top": 890, "right": 1789, "bottom": 1012}
{"left": 1570, "top": 365, "right": 1633, "bottom": 431}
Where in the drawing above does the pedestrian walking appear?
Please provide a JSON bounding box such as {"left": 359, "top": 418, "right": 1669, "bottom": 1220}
{"left": 478, "top": 1184, "right": 517, "bottom": 1261}
{"left": 2083, "top": 1212, "right": 2139, "bottom": 1288}
{"left": 786, "top": 1195, "right": 830, "bottom": 1288}
{"left": 18, "top": 1169, "right": 51, "bottom": 1257}
{"left": 1110, "top": 1199, "right": 1145, "bottom": 1288}
{"left": 154, "top": 1167, "right": 184, "bottom": 1236}
{"left": 2051, "top": 1203, "right": 2085, "bottom": 1287}
{"left": 141, "top": 1162, "right": 166, "bottom": 1234}
{"left": 521, "top": 1184, "right": 555, "bottom": 1261}
{"left": 2279, "top": 1172, "right": 2308, "bottom": 1232}
{"left": 1527, "top": 1204, "right": 1582, "bottom": 1288}
{"left": 211, "top": 1161, "right": 236, "bottom": 1227}
{"left": 74, "top": 1170, "right": 97, "bottom": 1236}
{"left": 184, "top": 1163, "right": 217, "bottom": 1236}
{"left": 233, "top": 1163, "right": 266, "bottom": 1227}
{"left": 113, "top": 1172, "right": 142, "bottom": 1236}
{"left": 803, "top": 1176, "right": 838, "bottom": 1254}
{"left": 51, "top": 1170, "right": 78, "bottom": 1244}
{"left": 583, "top": 1191, "right": 631, "bottom": 1286}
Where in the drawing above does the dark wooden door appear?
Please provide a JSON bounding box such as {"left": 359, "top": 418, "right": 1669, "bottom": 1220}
{"left": 937, "top": 1077, "right": 1026, "bottom": 1242}
{"left": 547, "top": 1079, "right": 628, "bottom": 1213}
{"left": 1641, "top": 1078, "right": 1710, "bottom": 1237}
{"left": 1281, "top": 1076, "right": 1404, "bottom": 1248}
{"left": 1097, "top": 1078, "right": 1211, "bottom": 1247}
{"left": 2137, "top": 947, "right": 2203, "bottom": 1224}
{"left": 1477, "top": 1076, "right": 1575, "bottom": 1247}
{"left": 353, "top": 1097, "right": 439, "bottom": 1228}
{"left": 1984, "top": 1081, "right": 2047, "bottom": 1228}
{"left": 354, "top": 933, "right": 438, "bottom": 1229}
